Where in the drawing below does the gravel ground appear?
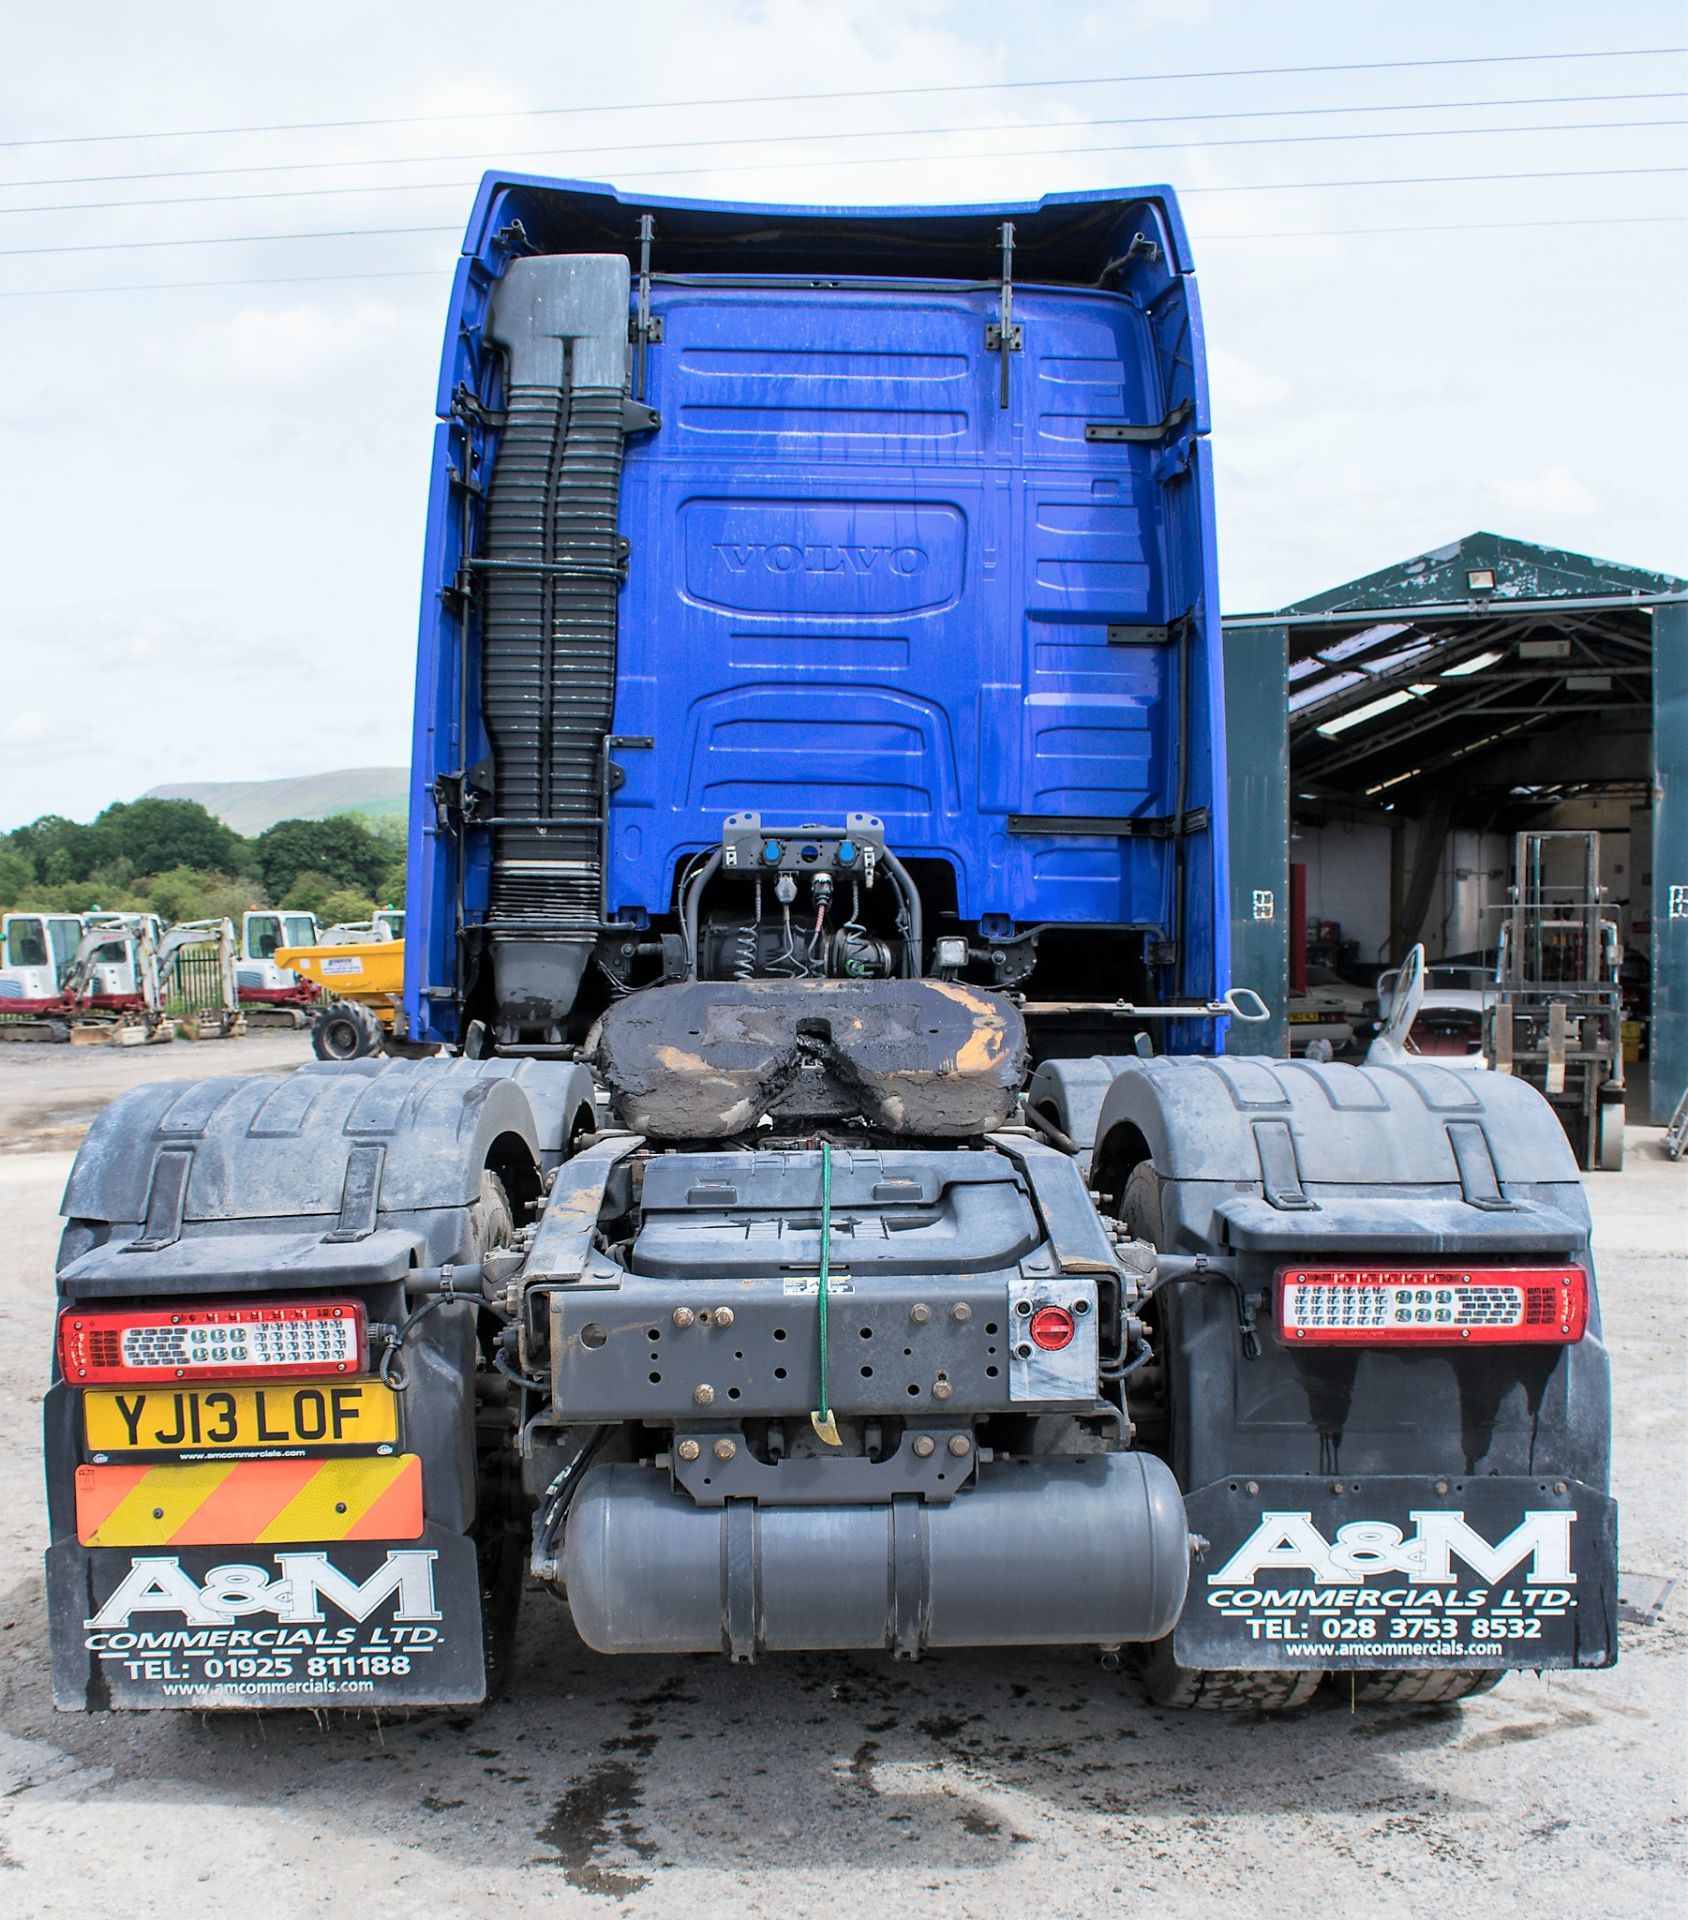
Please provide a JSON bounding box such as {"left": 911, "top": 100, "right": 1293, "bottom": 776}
{"left": 0, "top": 1042, "right": 1681, "bottom": 1918}
{"left": 0, "top": 1028, "right": 313, "bottom": 1150}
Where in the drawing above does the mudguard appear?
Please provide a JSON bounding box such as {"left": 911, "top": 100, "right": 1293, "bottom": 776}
{"left": 1177, "top": 1475, "right": 1617, "bottom": 1674}
{"left": 1025, "top": 1055, "right": 1134, "bottom": 1170}
{"left": 43, "top": 1285, "right": 492, "bottom": 1709}
{"left": 44, "top": 1055, "right": 597, "bottom": 1710}
{"left": 57, "top": 1055, "right": 597, "bottom": 1291}
{"left": 1090, "top": 1053, "right": 1589, "bottom": 1249}
{"left": 1090, "top": 1056, "right": 1616, "bottom": 1672}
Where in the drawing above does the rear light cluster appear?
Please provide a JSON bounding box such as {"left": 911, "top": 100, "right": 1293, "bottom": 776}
{"left": 58, "top": 1299, "right": 367, "bottom": 1384}
{"left": 1277, "top": 1266, "right": 1588, "bottom": 1346}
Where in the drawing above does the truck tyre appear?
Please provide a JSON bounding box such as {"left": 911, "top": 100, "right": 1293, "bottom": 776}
{"left": 312, "top": 999, "right": 383, "bottom": 1061}
{"left": 1139, "top": 1639, "right": 1323, "bottom": 1712}
{"left": 1597, "top": 1096, "right": 1625, "bottom": 1172}
{"left": 1120, "top": 1158, "right": 1165, "bottom": 1247}
{"left": 1339, "top": 1668, "right": 1504, "bottom": 1707}
{"left": 471, "top": 1169, "right": 525, "bottom": 1699}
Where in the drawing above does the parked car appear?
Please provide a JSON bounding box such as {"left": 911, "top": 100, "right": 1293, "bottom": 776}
{"left": 1405, "top": 989, "right": 1490, "bottom": 1068}
{"left": 1287, "top": 962, "right": 1378, "bottom": 1056}
{"left": 1377, "top": 961, "right": 1496, "bottom": 1019}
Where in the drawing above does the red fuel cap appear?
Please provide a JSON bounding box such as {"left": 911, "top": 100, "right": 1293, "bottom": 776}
{"left": 1029, "top": 1306, "right": 1076, "bottom": 1351}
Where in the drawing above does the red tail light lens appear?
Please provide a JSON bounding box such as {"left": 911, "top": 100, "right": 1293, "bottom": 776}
{"left": 1277, "top": 1267, "right": 1587, "bottom": 1346}
{"left": 1029, "top": 1306, "right": 1076, "bottom": 1351}
{"left": 58, "top": 1299, "right": 367, "bottom": 1384}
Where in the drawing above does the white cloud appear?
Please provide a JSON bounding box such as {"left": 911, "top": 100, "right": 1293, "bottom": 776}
{"left": 154, "top": 300, "right": 408, "bottom": 388}
{"left": 1206, "top": 344, "right": 1290, "bottom": 416}
{"left": 1487, "top": 465, "right": 1603, "bottom": 526}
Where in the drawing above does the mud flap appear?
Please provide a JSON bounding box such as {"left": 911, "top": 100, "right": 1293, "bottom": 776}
{"left": 1175, "top": 1475, "right": 1618, "bottom": 1672}
{"left": 47, "top": 1524, "right": 487, "bottom": 1710}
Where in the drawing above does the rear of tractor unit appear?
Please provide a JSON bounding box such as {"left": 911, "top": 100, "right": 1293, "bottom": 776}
{"left": 44, "top": 178, "right": 1616, "bottom": 1715}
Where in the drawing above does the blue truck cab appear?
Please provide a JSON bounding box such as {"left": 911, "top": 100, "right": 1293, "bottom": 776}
{"left": 406, "top": 178, "right": 1232, "bottom": 1061}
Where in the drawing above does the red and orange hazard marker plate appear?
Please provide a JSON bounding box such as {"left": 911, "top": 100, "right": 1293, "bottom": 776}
{"left": 75, "top": 1455, "right": 423, "bottom": 1546}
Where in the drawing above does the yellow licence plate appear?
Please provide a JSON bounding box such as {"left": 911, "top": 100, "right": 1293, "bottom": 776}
{"left": 1288, "top": 1011, "right": 1325, "bottom": 1023}
{"left": 83, "top": 1381, "right": 397, "bottom": 1456}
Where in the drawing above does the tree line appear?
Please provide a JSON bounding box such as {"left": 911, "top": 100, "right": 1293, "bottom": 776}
{"left": 0, "top": 799, "right": 406, "bottom": 928}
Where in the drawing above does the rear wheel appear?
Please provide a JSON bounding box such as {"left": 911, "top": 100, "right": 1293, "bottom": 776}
{"left": 1596, "top": 1095, "right": 1626, "bottom": 1172}
{"left": 1339, "top": 1668, "right": 1504, "bottom": 1706}
{"left": 1119, "top": 1158, "right": 1165, "bottom": 1247}
{"left": 470, "top": 1170, "right": 524, "bottom": 1699}
{"left": 312, "top": 999, "right": 383, "bottom": 1061}
{"left": 1139, "top": 1638, "right": 1323, "bottom": 1712}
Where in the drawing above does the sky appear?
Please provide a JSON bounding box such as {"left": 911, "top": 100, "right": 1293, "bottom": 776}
{"left": 0, "top": 0, "right": 1683, "bottom": 827}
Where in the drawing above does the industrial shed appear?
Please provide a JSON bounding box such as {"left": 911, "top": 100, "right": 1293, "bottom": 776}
{"left": 1222, "top": 532, "right": 1687, "bottom": 1124}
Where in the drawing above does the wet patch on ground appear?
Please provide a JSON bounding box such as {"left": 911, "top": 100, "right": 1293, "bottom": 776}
{"left": 534, "top": 1731, "right": 660, "bottom": 1895}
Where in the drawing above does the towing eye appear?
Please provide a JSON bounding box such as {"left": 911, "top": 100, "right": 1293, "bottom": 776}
{"left": 809, "top": 1140, "right": 842, "bottom": 1447}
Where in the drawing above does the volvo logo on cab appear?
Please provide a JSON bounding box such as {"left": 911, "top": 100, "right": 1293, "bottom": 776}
{"left": 713, "top": 541, "right": 927, "bottom": 576}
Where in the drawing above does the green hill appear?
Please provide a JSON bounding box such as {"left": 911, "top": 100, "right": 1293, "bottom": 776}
{"left": 143, "top": 768, "right": 409, "bottom": 836}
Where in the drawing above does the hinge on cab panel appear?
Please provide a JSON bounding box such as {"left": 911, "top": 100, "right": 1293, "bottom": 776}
{"left": 491, "top": 218, "right": 534, "bottom": 260}
{"left": 432, "top": 760, "right": 492, "bottom": 833}
{"left": 604, "top": 735, "right": 653, "bottom": 795}
{"left": 1098, "top": 230, "right": 1164, "bottom": 291}
{"left": 630, "top": 215, "right": 664, "bottom": 398}
{"left": 986, "top": 220, "right": 1023, "bottom": 409}
{"left": 1085, "top": 399, "right": 1194, "bottom": 444}
{"left": 1105, "top": 607, "right": 1197, "bottom": 647}
{"left": 451, "top": 382, "right": 506, "bottom": 431}
{"left": 431, "top": 773, "right": 463, "bottom": 832}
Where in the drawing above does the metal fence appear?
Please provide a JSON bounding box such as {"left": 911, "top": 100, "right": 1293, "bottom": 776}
{"left": 162, "top": 943, "right": 230, "bottom": 1019}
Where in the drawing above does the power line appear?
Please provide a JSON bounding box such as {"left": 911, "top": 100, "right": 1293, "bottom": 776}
{"left": 1207, "top": 213, "right": 1688, "bottom": 239}
{"left": 3, "top": 46, "right": 1683, "bottom": 152}
{"left": 0, "top": 223, "right": 458, "bottom": 260}
{"left": 1, "top": 213, "right": 1680, "bottom": 300}
{"left": 630, "top": 152, "right": 1688, "bottom": 191}
{"left": 4, "top": 162, "right": 1683, "bottom": 260}
{"left": 6, "top": 110, "right": 1682, "bottom": 220}
{"left": 7, "top": 89, "right": 1679, "bottom": 195}
{"left": 5, "top": 179, "right": 472, "bottom": 221}
{"left": 0, "top": 267, "right": 446, "bottom": 299}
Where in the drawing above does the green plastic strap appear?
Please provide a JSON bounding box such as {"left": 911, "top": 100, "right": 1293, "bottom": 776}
{"left": 816, "top": 1140, "right": 833, "bottom": 1422}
